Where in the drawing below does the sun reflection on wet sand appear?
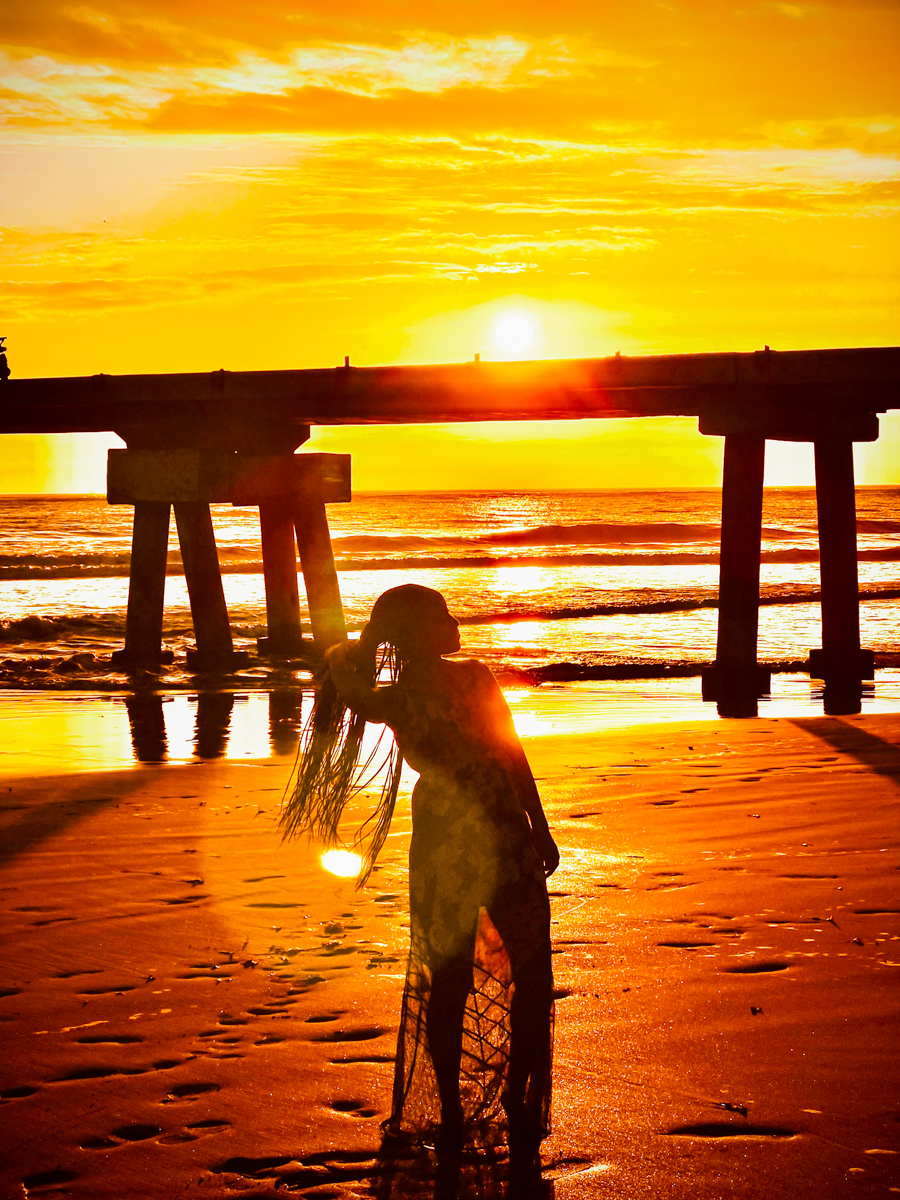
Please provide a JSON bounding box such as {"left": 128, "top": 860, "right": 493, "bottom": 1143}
{"left": 321, "top": 849, "right": 364, "bottom": 877}
{"left": 2, "top": 672, "right": 900, "bottom": 776}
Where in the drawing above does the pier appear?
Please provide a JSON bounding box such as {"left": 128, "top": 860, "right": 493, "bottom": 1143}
{"left": 2, "top": 345, "right": 898, "bottom": 715}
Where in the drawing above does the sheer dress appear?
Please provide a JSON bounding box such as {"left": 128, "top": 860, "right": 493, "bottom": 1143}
{"left": 373, "top": 658, "right": 553, "bottom": 1141}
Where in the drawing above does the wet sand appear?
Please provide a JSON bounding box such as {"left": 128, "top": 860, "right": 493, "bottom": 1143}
{"left": 1, "top": 710, "right": 899, "bottom": 1198}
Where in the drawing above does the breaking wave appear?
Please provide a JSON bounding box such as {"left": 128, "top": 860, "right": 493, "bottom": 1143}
{"left": 1, "top": 544, "right": 898, "bottom": 580}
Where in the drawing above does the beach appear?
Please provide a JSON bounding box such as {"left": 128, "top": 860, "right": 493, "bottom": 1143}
{"left": 2, "top": 698, "right": 898, "bottom": 1199}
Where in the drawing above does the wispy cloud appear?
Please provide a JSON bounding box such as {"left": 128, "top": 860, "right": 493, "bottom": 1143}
{"left": 2, "top": 0, "right": 897, "bottom": 384}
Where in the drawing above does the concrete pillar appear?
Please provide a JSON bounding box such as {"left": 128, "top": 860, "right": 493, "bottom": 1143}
{"left": 294, "top": 498, "right": 347, "bottom": 651}
{"left": 111, "top": 502, "right": 173, "bottom": 669}
{"left": 809, "top": 438, "right": 874, "bottom": 713}
{"left": 701, "top": 435, "right": 770, "bottom": 715}
{"left": 173, "top": 501, "right": 240, "bottom": 672}
{"left": 258, "top": 498, "right": 305, "bottom": 656}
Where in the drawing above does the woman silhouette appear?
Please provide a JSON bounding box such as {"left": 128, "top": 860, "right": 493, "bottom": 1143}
{"left": 284, "top": 584, "right": 558, "bottom": 1153}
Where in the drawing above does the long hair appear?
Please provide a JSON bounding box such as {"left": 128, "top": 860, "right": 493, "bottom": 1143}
{"left": 280, "top": 585, "right": 452, "bottom": 884}
{"left": 279, "top": 641, "right": 403, "bottom": 886}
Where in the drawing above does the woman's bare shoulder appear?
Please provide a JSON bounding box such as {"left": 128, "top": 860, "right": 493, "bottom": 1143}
{"left": 448, "top": 657, "right": 498, "bottom": 687}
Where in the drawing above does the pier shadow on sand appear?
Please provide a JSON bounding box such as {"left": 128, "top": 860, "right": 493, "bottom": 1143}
{"left": 789, "top": 716, "right": 900, "bottom": 786}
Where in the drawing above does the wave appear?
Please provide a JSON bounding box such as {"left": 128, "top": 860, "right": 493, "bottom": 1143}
{"left": 455, "top": 585, "right": 900, "bottom": 625}
{"left": 6, "top": 585, "right": 898, "bottom": 647}
{"left": 2, "top": 546, "right": 898, "bottom": 580}
{"left": 332, "top": 521, "right": 803, "bottom": 552}
{"left": 0, "top": 613, "right": 125, "bottom": 642}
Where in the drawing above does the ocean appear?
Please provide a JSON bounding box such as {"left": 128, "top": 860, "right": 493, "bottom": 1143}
{"left": 0, "top": 488, "right": 898, "bottom": 766}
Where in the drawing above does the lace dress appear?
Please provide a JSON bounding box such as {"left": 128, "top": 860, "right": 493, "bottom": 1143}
{"left": 375, "top": 658, "right": 553, "bottom": 1142}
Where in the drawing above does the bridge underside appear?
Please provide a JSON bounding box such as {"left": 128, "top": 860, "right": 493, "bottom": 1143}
{"left": 2, "top": 345, "right": 898, "bottom": 717}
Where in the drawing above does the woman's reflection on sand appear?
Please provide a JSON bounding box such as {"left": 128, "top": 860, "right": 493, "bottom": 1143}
{"left": 370, "top": 1136, "right": 554, "bottom": 1200}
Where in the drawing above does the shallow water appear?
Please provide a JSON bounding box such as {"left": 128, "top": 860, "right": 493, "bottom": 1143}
{"left": 3, "top": 672, "right": 900, "bottom": 775}
{"left": 1, "top": 489, "right": 897, "bottom": 684}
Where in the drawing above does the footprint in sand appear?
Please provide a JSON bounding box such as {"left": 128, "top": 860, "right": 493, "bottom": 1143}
{"left": 23, "top": 1170, "right": 78, "bottom": 1189}
{"left": 312, "top": 1026, "right": 387, "bottom": 1043}
{"left": 51, "top": 1057, "right": 183, "bottom": 1083}
{"left": 1, "top": 1085, "right": 39, "bottom": 1100}
{"left": 328, "top": 1098, "right": 378, "bottom": 1118}
{"left": 51, "top": 1065, "right": 148, "bottom": 1082}
{"left": 75, "top": 1034, "right": 143, "bottom": 1045}
{"left": 178, "top": 969, "right": 234, "bottom": 980}
{"left": 158, "top": 1119, "right": 231, "bottom": 1145}
{"left": 162, "top": 1082, "right": 221, "bottom": 1104}
{"left": 77, "top": 984, "right": 138, "bottom": 995}
{"left": 665, "top": 1123, "right": 798, "bottom": 1139}
{"left": 330, "top": 1053, "right": 396, "bottom": 1064}
{"left": 211, "top": 1150, "right": 377, "bottom": 1188}
{"left": 658, "top": 941, "right": 717, "bottom": 949}
{"left": 721, "top": 961, "right": 791, "bottom": 974}
{"left": 82, "top": 1124, "right": 161, "bottom": 1149}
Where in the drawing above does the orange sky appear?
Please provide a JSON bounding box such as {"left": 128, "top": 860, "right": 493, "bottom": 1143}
{"left": 1, "top": 0, "right": 898, "bottom": 491}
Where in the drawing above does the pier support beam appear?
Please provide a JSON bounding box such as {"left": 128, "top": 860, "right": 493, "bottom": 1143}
{"left": 173, "top": 502, "right": 245, "bottom": 672}
{"left": 231, "top": 452, "right": 351, "bottom": 657}
{"left": 111, "top": 502, "right": 174, "bottom": 670}
{"left": 258, "top": 500, "right": 305, "bottom": 656}
{"left": 702, "top": 435, "right": 770, "bottom": 716}
{"left": 294, "top": 498, "right": 347, "bottom": 652}
{"left": 808, "top": 438, "right": 874, "bottom": 714}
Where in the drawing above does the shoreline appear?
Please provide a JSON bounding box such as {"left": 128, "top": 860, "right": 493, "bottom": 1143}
{"left": 1, "top": 713, "right": 898, "bottom": 1197}
{"left": 0, "top": 654, "right": 899, "bottom": 692}
{"left": 3, "top": 674, "right": 900, "bottom": 779}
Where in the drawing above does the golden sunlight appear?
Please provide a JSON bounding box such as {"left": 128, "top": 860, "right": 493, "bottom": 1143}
{"left": 320, "top": 848, "right": 364, "bottom": 877}
{"left": 491, "top": 309, "right": 537, "bottom": 358}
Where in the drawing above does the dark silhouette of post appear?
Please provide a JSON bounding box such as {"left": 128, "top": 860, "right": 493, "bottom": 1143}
{"left": 269, "top": 688, "right": 303, "bottom": 756}
{"left": 809, "top": 438, "right": 874, "bottom": 714}
{"left": 230, "top": 452, "right": 350, "bottom": 656}
{"left": 294, "top": 499, "right": 347, "bottom": 651}
{"left": 258, "top": 499, "right": 305, "bottom": 655}
{"left": 173, "top": 501, "right": 237, "bottom": 672}
{"left": 194, "top": 691, "right": 235, "bottom": 758}
{"left": 701, "top": 435, "right": 770, "bottom": 715}
{"left": 112, "top": 502, "right": 173, "bottom": 669}
{"left": 124, "top": 693, "right": 168, "bottom": 762}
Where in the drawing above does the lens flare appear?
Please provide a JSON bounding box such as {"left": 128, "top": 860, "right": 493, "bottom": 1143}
{"left": 321, "top": 849, "right": 363, "bottom": 877}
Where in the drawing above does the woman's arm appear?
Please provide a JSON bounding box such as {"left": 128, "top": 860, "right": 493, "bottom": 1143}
{"left": 479, "top": 665, "right": 560, "bottom": 877}
{"left": 324, "top": 633, "right": 392, "bottom": 723}
{"left": 506, "top": 739, "right": 560, "bottom": 878}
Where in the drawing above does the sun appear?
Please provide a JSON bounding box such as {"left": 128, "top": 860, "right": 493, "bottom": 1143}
{"left": 490, "top": 310, "right": 537, "bottom": 359}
